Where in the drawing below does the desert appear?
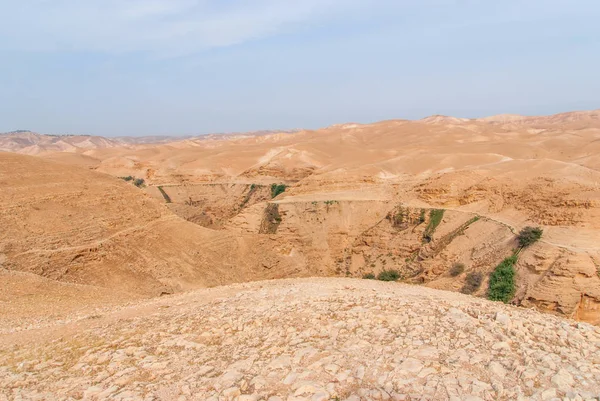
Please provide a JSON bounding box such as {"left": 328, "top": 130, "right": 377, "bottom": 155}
{"left": 2, "top": 110, "right": 600, "bottom": 399}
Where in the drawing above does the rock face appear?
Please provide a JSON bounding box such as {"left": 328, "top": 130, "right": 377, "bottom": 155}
{"left": 1, "top": 278, "right": 599, "bottom": 401}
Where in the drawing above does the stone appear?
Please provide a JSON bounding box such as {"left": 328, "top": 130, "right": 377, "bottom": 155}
{"left": 495, "top": 312, "right": 512, "bottom": 329}
{"left": 551, "top": 369, "right": 575, "bottom": 390}
{"left": 398, "top": 358, "right": 424, "bottom": 374}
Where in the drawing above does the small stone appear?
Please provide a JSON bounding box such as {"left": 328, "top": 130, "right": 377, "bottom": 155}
{"left": 222, "top": 387, "right": 241, "bottom": 398}
{"left": 495, "top": 312, "right": 512, "bottom": 329}
{"left": 398, "top": 358, "right": 423, "bottom": 374}
{"left": 541, "top": 388, "right": 557, "bottom": 400}
{"left": 488, "top": 361, "right": 506, "bottom": 378}
{"left": 551, "top": 369, "right": 574, "bottom": 390}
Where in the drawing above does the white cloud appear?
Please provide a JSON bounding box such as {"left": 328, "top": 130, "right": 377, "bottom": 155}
{"left": 0, "top": 0, "right": 374, "bottom": 55}
{"left": 2, "top": 0, "right": 594, "bottom": 57}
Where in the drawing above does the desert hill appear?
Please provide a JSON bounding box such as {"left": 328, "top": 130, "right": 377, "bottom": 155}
{"left": 2, "top": 110, "right": 600, "bottom": 399}
{"left": 0, "top": 152, "right": 306, "bottom": 328}
{"left": 1, "top": 279, "right": 599, "bottom": 400}
{"left": 1, "top": 110, "right": 600, "bottom": 328}
{"left": 0, "top": 131, "right": 122, "bottom": 155}
{"left": 36, "top": 109, "right": 599, "bottom": 325}
{"left": 0, "top": 129, "right": 300, "bottom": 156}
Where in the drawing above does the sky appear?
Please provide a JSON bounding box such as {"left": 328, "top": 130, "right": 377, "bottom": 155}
{"left": 0, "top": 0, "right": 599, "bottom": 136}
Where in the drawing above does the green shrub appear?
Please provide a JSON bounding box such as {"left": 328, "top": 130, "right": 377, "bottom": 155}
{"left": 120, "top": 176, "right": 134, "bottom": 182}
{"left": 461, "top": 272, "right": 483, "bottom": 294}
{"left": 419, "top": 209, "right": 426, "bottom": 224}
{"left": 377, "top": 269, "right": 401, "bottom": 282}
{"left": 363, "top": 273, "right": 376, "bottom": 280}
{"left": 392, "top": 209, "right": 405, "bottom": 227}
{"left": 488, "top": 255, "right": 517, "bottom": 303}
{"left": 423, "top": 209, "right": 445, "bottom": 242}
{"left": 517, "top": 226, "right": 543, "bottom": 248}
{"left": 271, "top": 183, "right": 287, "bottom": 198}
{"left": 133, "top": 178, "right": 145, "bottom": 188}
{"left": 449, "top": 263, "right": 465, "bottom": 277}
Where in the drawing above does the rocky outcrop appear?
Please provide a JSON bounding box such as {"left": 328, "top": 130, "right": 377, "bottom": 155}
{"left": 2, "top": 279, "right": 599, "bottom": 400}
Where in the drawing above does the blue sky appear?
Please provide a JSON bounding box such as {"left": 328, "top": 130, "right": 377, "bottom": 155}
{"left": 0, "top": 0, "right": 599, "bottom": 136}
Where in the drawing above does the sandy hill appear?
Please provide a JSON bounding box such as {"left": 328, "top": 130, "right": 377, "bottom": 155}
{"left": 1, "top": 110, "right": 600, "bottom": 326}
{"left": 1, "top": 279, "right": 599, "bottom": 400}
{"left": 2, "top": 110, "right": 600, "bottom": 399}
{"left": 0, "top": 131, "right": 122, "bottom": 155}
{"left": 21, "top": 109, "right": 599, "bottom": 325}
{"left": 0, "top": 130, "right": 300, "bottom": 157}
{"left": 0, "top": 152, "right": 303, "bottom": 328}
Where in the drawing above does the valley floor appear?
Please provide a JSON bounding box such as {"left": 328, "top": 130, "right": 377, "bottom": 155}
{"left": 2, "top": 278, "right": 600, "bottom": 401}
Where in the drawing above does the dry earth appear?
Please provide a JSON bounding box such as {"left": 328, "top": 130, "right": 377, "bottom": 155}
{"left": 3, "top": 110, "right": 599, "bottom": 325}
{"left": 1, "top": 279, "right": 600, "bottom": 401}
{"left": 2, "top": 110, "right": 600, "bottom": 399}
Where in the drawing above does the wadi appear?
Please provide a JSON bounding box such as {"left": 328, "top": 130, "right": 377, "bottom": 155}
{"left": 1, "top": 110, "right": 600, "bottom": 400}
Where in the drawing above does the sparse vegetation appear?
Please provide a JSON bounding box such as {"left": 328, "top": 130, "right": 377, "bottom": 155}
{"left": 259, "top": 204, "right": 282, "bottom": 234}
{"left": 387, "top": 206, "right": 408, "bottom": 228}
{"left": 270, "top": 183, "right": 287, "bottom": 198}
{"left": 240, "top": 183, "right": 259, "bottom": 208}
{"left": 449, "top": 262, "right": 465, "bottom": 277}
{"left": 419, "top": 209, "right": 426, "bottom": 224}
{"left": 377, "top": 269, "right": 401, "bottom": 282}
{"left": 517, "top": 226, "right": 543, "bottom": 248}
{"left": 488, "top": 255, "right": 518, "bottom": 303}
{"left": 157, "top": 186, "right": 172, "bottom": 203}
{"left": 362, "top": 273, "right": 376, "bottom": 280}
{"left": 119, "top": 176, "right": 145, "bottom": 188}
{"left": 393, "top": 209, "right": 405, "bottom": 226}
{"left": 423, "top": 209, "right": 445, "bottom": 242}
{"left": 461, "top": 272, "right": 483, "bottom": 294}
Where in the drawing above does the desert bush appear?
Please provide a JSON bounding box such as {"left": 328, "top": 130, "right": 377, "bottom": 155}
{"left": 517, "top": 226, "right": 543, "bottom": 248}
{"left": 488, "top": 255, "right": 517, "bottom": 303}
{"left": 449, "top": 262, "right": 465, "bottom": 277}
{"left": 133, "top": 178, "right": 145, "bottom": 187}
{"left": 461, "top": 272, "right": 483, "bottom": 294}
{"left": 362, "top": 273, "right": 376, "bottom": 280}
{"left": 120, "top": 176, "right": 134, "bottom": 182}
{"left": 377, "top": 269, "right": 401, "bottom": 282}
{"left": 423, "top": 209, "right": 445, "bottom": 242}
{"left": 271, "top": 183, "right": 287, "bottom": 198}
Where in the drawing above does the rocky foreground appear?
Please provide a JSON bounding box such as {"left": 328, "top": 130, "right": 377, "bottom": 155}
{"left": 1, "top": 278, "right": 600, "bottom": 401}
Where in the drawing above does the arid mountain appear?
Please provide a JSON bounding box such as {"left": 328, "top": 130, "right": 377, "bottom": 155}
{"left": 0, "top": 129, "right": 300, "bottom": 156}
{"left": 1, "top": 110, "right": 600, "bottom": 328}
{"left": 0, "top": 131, "right": 122, "bottom": 155}
{"left": 2, "top": 110, "right": 600, "bottom": 399}
{"left": 0, "top": 152, "right": 303, "bottom": 328}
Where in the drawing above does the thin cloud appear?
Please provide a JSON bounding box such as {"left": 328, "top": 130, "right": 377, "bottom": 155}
{"left": 0, "top": 0, "right": 376, "bottom": 55}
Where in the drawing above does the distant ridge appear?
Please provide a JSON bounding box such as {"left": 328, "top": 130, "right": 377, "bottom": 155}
{"left": 0, "top": 129, "right": 302, "bottom": 155}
